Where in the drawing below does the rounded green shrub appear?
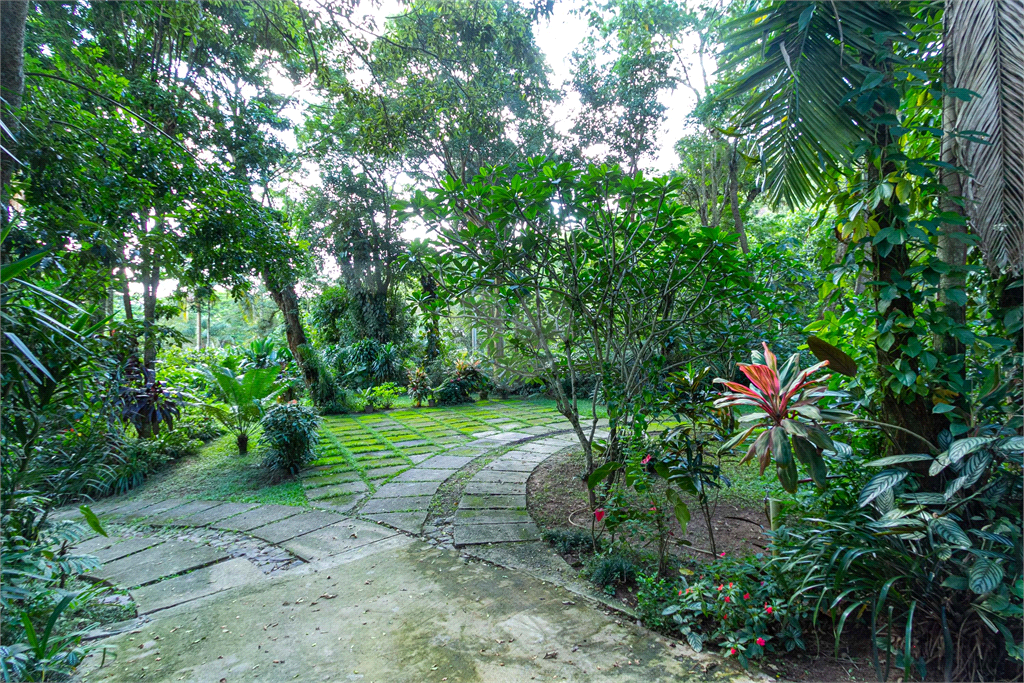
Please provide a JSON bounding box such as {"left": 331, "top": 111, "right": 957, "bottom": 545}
{"left": 259, "top": 403, "right": 321, "bottom": 475}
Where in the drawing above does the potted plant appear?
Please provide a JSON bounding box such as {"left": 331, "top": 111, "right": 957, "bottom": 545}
{"left": 361, "top": 387, "right": 379, "bottom": 413}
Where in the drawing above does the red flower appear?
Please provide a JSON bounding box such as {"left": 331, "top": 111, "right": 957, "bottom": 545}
{"left": 765, "top": 604, "right": 773, "bottom": 615}
{"left": 719, "top": 552, "right": 726, "bottom": 557}
{"left": 729, "top": 582, "right": 733, "bottom": 588}
{"left": 743, "top": 593, "right": 750, "bottom": 600}
{"left": 756, "top": 637, "right": 766, "bottom": 647}
{"left": 641, "top": 455, "right": 652, "bottom": 464}
{"left": 678, "top": 589, "right": 683, "bottom": 596}
{"left": 729, "top": 648, "right": 737, "bottom": 655}
{"left": 717, "top": 584, "right": 723, "bottom": 591}
{"left": 649, "top": 506, "right": 657, "bottom": 512}
{"left": 724, "top": 596, "right": 731, "bottom": 603}
{"left": 594, "top": 509, "right": 606, "bottom": 522}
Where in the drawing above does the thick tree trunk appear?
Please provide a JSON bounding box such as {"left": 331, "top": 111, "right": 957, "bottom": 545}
{"left": 266, "top": 277, "right": 318, "bottom": 390}
{"left": 870, "top": 128, "right": 946, "bottom": 455}
{"left": 141, "top": 236, "right": 161, "bottom": 373}
{"left": 0, "top": 0, "right": 28, "bottom": 204}
{"left": 728, "top": 141, "right": 750, "bottom": 254}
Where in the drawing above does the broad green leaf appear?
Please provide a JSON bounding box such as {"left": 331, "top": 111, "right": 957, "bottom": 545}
{"left": 969, "top": 558, "right": 1004, "bottom": 595}
{"left": 930, "top": 517, "right": 971, "bottom": 548}
{"left": 865, "top": 454, "right": 933, "bottom": 467}
{"left": 948, "top": 437, "right": 995, "bottom": 464}
{"left": 79, "top": 505, "right": 107, "bottom": 538}
{"left": 858, "top": 469, "right": 908, "bottom": 508}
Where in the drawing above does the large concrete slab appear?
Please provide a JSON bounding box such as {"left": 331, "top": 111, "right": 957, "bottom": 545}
{"left": 419, "top": 455, "right": 476, "bottom": 469}
{"left": 373, "top": 481, "right": 442, "bottom": 498}
{"left": 175, "top": 502, "right": 258, "bottom": 527}
{"left": 454, "top": 521, "right": 541, "bottom": 546}
{"left": 472, "top": 470, "right": 531, "bottom": 484}
{"left": 487, "top": 459, "right": 540, "bottom": 472}
{"left": 305, "top": 480, "right": 367, "bottom": 500}
{"left": 98, "top": 498, "right": 161, "bottom": 519}
{"left": 455, "top": 509, "right": 532, "bottom": 525}
{"left": 122, "top": 498, "right": 188, "bottom": 521}
{"left": 464, "top": 481, "right": 527, "bottom": 496}
{"left": 459, "top": 494, "right": 526, "bottom": 509}
{"left": 93, "top": 540, "right": 228, "bottom": 588}
{"left": 391, "top": 468, "right": 454, "bottom": 483}
{"left": 212, "top": 505, "right": 303, "bottom": 532}
{"left": 361, "top": 511, "right": 429, "bottom": 533}
{"left": 149, "top": 500, "right": 223, "bottom": 525}
{"left": 519, "top": 442, "right": 566, "bottom": 454}
{"left": 91, "top": 537, "right": 165, "bottom": 563}
{"left": 250, "top": 511, "right": 346, "bottom": 544}
{"left": 280, "top": 520, "right": 399, "bottom": 562}
{"left": 130, "top": 558, "right": 263, "bottom": 614}
{"left": 359, "top": 496, "right": 431, "bottom": 514}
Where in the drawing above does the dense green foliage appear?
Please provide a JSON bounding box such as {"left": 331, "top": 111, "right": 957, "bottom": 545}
{"left": 259, "top": 403, "right": 322, "bottom": 475}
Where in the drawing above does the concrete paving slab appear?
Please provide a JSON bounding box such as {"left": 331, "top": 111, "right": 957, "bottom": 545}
{"left": 391, "top": 438, "right": 429, "bottom": 447}
{"left": 391, "top": 468, "right": 454, "bottom": 483}
{"left": 443, "top": 447, "right": 486, "bottom": 457}
{"left": 130, "top": 558, "right": 263, "bottom": 614}
{"left": 359, "top": 496, "right": 431, "bottom": 514}
{"left": 407, "top": 452, "right": 435, "bottom": 464}
{"left": 150, "top": 500, "right": 223, "bottom": 525}
{"left": 360, "top": 511, "right": 429, "bottom": 533}
{"left": 519, "top": 442, "right": 566, "bottom": 454}
{"left": 464, "top": 481, "right": 527, "bottom": 496}
{"left": 473, "top": 470, "right": 531, "bottom": 484}
{"left": 373, "top": 481, "right": 442, "bottom": 498}
{"left": 91, "top": 537, "right": 165, "bottom": 563}
{"left": 175, "top": 502, "right": 258, "bottom": 527}
{"left": 212, "top": 505, "right": 303, "bottom": 532}
{"left": 93, "top": 540, "right": 228, "bottom": 588}
{"left": 121, "top": 498, "right": 188, "bottom": 521}
{"left": 420, "top": 455, "right": 475, "bottom": 469}
{"left": 486, "top": 459, "right": 539, "bottom": 472}
{"left": 304, "top": 480, "right": 367, "bottom": 500}
{"left": 280, "top": 520, "right": 398, "bottom": 562}
{"left": 364, "top": 465, "right": 409, "bottom": 479}
{"left": 454, "top": 521, "right": 541, "bottom": 546}
{"left": 455, "top": 509, "right": 532, "bottom": 525}
{"left": 458, "top": 494, "right": 527, "bottom": 509}
{"left": 250, "top": 511, "right": 346, "bottom": 544}
{"left": 310, "top": 497, "right": 361, "bottom": 515}
{"left": 521, "top": 425, "right": 555, "bottom": 435}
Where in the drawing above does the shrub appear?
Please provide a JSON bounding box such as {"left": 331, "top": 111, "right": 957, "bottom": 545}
{"left": 259, "top": 404, "right": 321, "bottom": 475}
{"left": 639, "top": 558, "right": 807, "bottom": 666}
{"left": 432, "top": 376, "right": 473, "bottom": 406}
{"left": 543, "top": 528, "right": 599, "bottom": 554}
{"left": 151, "top": 429, "right": 202, "bottom": 460}
{"left": 368, "top": 382, "right": 402, "bottom": 409}
{"left": 589, "top": 555, "right": 637, "bottom": 588}
{"left": 177, "top": 407, "right": 225, "bottom": 441}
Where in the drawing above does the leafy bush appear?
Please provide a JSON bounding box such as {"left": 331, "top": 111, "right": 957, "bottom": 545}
{"left": 368, "top": 383, "right": 402, "bottom": 409}
{"left": 772, "top": 430, "right": 1023, "bottom": 681}
{"left": 202, "top": 360, "right": 285, "bottom": 453}
{"left": 105, "top": 430, "right": 200, "bottom": 495}
{"left": 176, "top": 407, "right": 224, "bottom": 441}
{"left": 301, "top": 345, "right": 350, "bottom": 414}
{"left": 259, "top": 404, "right": 321, "bottom": 475}
{"left": 543, "top": 528, "right": 599, "bottom": 554}
{"left": 589, "top": 555, "right": 637, "bottom": 589}
{"left": 646, "top": 559, "right": 807, "bottom": 666}
{"left": 432, "top": 376, "right": 473, "bottom": 406}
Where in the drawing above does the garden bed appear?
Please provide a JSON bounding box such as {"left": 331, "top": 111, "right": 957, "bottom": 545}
{"left": 527, "top": 447, "right": 887, "bottom": 682}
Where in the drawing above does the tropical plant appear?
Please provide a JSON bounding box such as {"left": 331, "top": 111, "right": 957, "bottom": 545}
{"left": 368, "top": 383, "right": 402, "bottom": 410}
{"left": 406, "top": 366, "right": 431, "bottom": 407}
{"left": 239, "top": 337, "right": 291, "bottom": 370}
{"left": 714, "top": 343, "right": 854, "bottom": 493}
{"left": 772, "top": 428, "right": 1022, "bottom": 681}
{"left": 117, "top": 358, "right": 182, "bottom": 438}
{"left": 259, "top": 403, "right": 321, "bottom": 475}
{"left": 202, "top": 361, "right": 284, "bottom": 454}
{"left": 372, "top": 343, "right": 403, "bottom": 384}
{"left": 453, "top": 356, "right": 488, "bottom": 393}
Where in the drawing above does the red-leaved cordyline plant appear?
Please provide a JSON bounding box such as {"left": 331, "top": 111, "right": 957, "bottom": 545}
{"left": 713, "top": 343, "right": 854, "bottom": 493}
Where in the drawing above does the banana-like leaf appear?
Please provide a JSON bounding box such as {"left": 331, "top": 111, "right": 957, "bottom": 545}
{"left": 858, "top": 469, "right": 908, "bottom": 508}
{"left": 866, "top": 453, "right": 933, "bottom": 467}
{"left": 930, "top": 516, "right": 972, "bottom": 548}
{"left": 969, "top": 557, "right": 1004, "bottom": 594}
{"left": 807, "top": 336, "right": 858, "bottom": 377}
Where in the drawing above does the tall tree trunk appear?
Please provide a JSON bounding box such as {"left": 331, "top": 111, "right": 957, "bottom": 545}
{"left": 195, "top": 299, "right": 202, "bottom": 350}
{"left": 265, "top": 275, "right": 318, "bottom": 390}
{"left": 728, "top": 141, "right": 750, "bottom": 254}
{"left": 0, "top": 0, "right": 29, "bottom": 217}
{"left": 870, "top": 126, "right": 946, "bottom": 455}
{"left": 937, "top": 60, "right": 968, "bottom": 358}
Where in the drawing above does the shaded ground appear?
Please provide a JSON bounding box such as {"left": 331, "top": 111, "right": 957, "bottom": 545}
{"left": 77, "top": 533, "right": 758, "bottom": 683}
{"left": 527, "top": 448, "right": 883, "bottom": 683}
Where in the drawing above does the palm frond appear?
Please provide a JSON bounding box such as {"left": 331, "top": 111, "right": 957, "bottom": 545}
{"left": 945, "top": 0, "right": 1024, "bottom": 274}
{"left": 717, "top": 2, "right": 909, "bottom": 207}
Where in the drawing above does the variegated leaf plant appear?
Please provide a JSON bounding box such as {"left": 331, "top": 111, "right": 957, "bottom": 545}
{"left": 713, "top": 343, "right": 854, "bottom": 493}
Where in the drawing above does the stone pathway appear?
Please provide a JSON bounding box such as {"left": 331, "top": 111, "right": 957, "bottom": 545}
{"left": 58, "top": 403, "right": 757, "bottom": 682}
{"left": 454, "top": 432, "right": 583, "bottom": 546}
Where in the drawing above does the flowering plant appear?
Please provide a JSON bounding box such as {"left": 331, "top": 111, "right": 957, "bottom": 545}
{"left": 642, "top": 560, "right": 808, "bottom": 668}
